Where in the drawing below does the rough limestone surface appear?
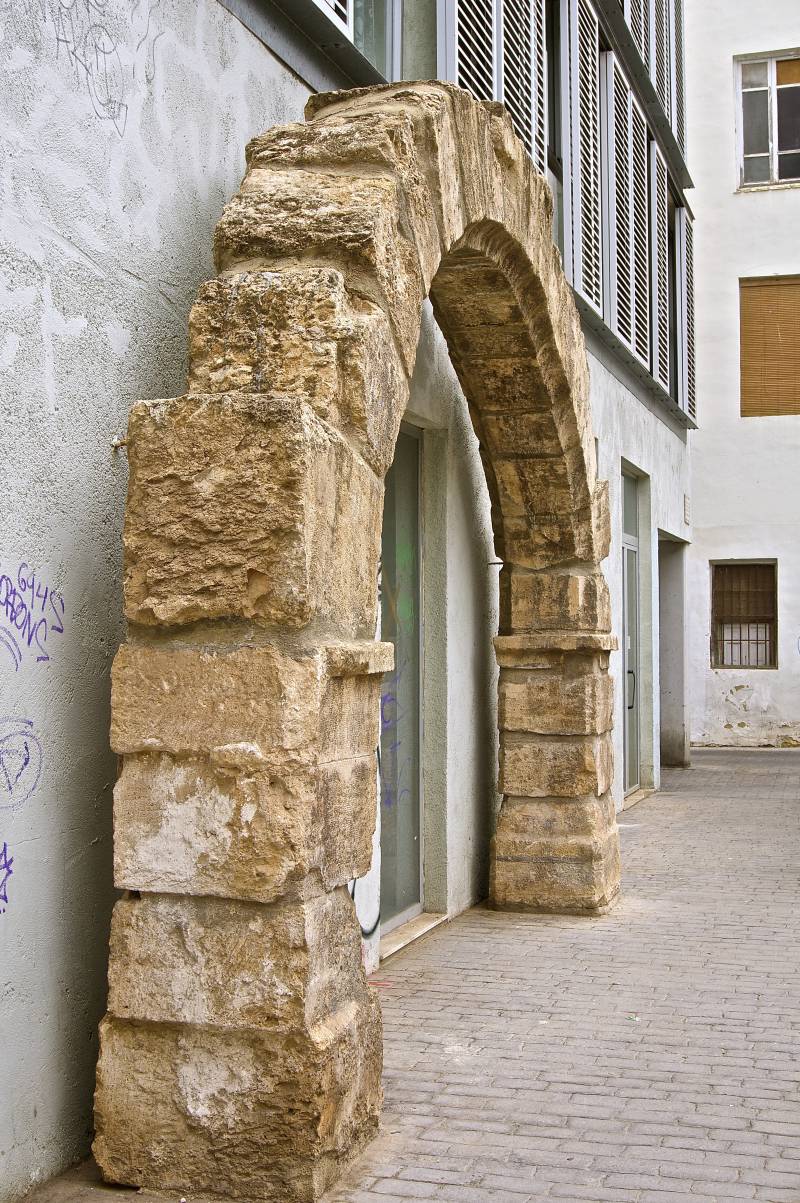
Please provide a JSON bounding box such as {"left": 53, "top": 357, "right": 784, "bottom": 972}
{"left": 96, "top": 82, "right": 620, "bottom": 1202}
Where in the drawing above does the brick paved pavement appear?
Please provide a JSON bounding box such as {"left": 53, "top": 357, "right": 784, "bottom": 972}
{"left": 324, "top": 749, "right": 800, "bottom": 1203}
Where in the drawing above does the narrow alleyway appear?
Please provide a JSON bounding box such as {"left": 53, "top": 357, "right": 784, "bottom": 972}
{"left": 326, "top": 749, "right": 800, "bottom": 1203}
{"left": 32, "top": 750, "right": 800, "bottom": 1203}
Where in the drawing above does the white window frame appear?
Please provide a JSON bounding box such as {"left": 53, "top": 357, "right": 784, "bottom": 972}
{"left": 735, "top": 50, "right": 800, "bottom": 189}
{"left": 309, "top": 0, "right": 354, "bottom": 39}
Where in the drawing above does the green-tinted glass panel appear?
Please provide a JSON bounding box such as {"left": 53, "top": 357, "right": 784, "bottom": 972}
{"left": 742, "top": 88, "right": 769, "bottom": 155}
{"left": 741, "top": 60, "right": 768, "bottom": 88}
{"left": 354, "top": 0, "right": 390, "bottom": 76}
{"left": 379, "top": 431, "right": 421, "bottom": 925}
{"left": 623, "top": 546, "right": 640, "bottom": 793}
{"left": 623, "top": 474, "right": 638, "bottom": 539}
{"left": 402, "top": 0, "right": 437, "bottom": 78}
{"left": 743, "top": 155, "right": 770, "bottom": 183}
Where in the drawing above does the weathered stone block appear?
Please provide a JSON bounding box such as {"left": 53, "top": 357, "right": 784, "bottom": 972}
{"left": 111, "top": 643, "right": 321, "bottom": 757}
{"left": 187, "top": 271, "right": 406, "bottom": 475}
{"left": 94, "top": 994, "right": 382, "bottom": 1202}
{"left": 499, "top": 671, "right": 613, "bottom": 736}
{"left": 245, "top": 111, "right": 444, "bottom": 292}
{"left": 113, "top": 751, "right": 376, "bottom": 901}
{"left": 499, "top": 734, "right": 613, "bottom": 798}
{"left": 123, "top": 392, "right": 381, "bottom": 634}
{"left": 214, "top": 169, "right": 424, "bottom": 373}
{"left": 111, "top": 643, "right": 390, "bottom": 899}
{"left": 510, "top": 570, "right": 612, "bottom": 633}
{"left": 106, "top": 890, "right": 365, "bottom": 1032}
{"left": 491, "top": 820, "right": 620, "bottom": 914}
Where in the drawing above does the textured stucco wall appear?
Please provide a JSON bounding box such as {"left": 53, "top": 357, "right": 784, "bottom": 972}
{"left": 0, "top": 4, "right": 308, "bottom": 1198}
{"left": 587, "top": 338, "right": 691, "bottom": 805}
{"left": 686, "top": 0, "right": 800, "bottom": 747}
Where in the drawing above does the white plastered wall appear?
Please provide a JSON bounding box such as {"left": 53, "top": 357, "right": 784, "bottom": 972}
{"left": 686, "top": 0, "right": 800, "bottom": 747}
{"left": 587, "top": 337, "right": 692, "bottom": 805}
{"left": 0, "top": 5, "right": 309, "bottom": 1198}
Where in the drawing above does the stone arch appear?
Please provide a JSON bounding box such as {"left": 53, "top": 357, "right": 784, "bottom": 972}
{"left": 94, "top": 84, "right": 620, "bottom": 1203}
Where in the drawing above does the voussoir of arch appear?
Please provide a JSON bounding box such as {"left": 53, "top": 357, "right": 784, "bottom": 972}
{"left": 94, "top": 83, "right": 621, "bottom": 1203}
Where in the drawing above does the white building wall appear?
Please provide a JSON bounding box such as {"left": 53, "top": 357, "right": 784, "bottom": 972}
{"left": 587, "top": 338, "right": 692, "bottom": 805}
{"left": 685, "top": 0, "right": 800, "bottom": 747}
{"left": 0, "top": 5, "right": 310, "bottom": 1199}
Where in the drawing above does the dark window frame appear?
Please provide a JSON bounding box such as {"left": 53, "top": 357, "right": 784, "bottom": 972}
{"left": 710, "top": 561, "right": 778, "bottom": 670}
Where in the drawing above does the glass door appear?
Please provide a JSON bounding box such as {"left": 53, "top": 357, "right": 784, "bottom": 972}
{"left": 622, "top": 474, "right": 640, "bottom": 794}
{"left": 379, "top": 429, "right": 422, "bottom": 930}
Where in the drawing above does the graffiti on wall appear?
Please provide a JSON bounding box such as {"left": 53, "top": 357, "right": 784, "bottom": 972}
{"left": 0, "top": 842, "right": 13, "bottom": 915}
{"left": 0, "top": 562, "right": 66, "bottom": 671}
{"left": 5, "top": 0, "right": 165, "bottom": 138}
{"left": 0, "top": 718, "right": 43, "bottom": 813}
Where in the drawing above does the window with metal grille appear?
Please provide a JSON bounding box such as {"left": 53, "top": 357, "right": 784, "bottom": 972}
{"left": 740, "top": 276, "right": 800, "bottom": 417}
{"left": 711, "top": 563, "right": 777, "bottom": 668}
{"left": 738, "top": 54, "right": 800, "bottom": 186}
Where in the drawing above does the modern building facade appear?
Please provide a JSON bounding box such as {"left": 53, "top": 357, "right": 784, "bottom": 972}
{"left": 250, "top": 0, "right": 697, "bottom": 966}
{"left": 686, "top": 0, "right": 800, "bottom": 747}
{"left": 1, "top": 1, "right": 693, "bottom": 1200}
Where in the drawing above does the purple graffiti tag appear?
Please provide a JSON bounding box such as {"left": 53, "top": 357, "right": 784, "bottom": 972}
{"left": 0, "top": 718, "right": 43, "bottom": 812}
{"left": 0, "top": 842, "right": 13, "bottom": 914}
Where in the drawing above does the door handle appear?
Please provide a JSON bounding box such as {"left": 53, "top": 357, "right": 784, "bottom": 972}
{"left": 627, "top": 669, "right": 636, "bottom": 710}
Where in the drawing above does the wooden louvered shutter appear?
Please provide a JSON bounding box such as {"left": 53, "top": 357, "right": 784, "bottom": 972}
{"left": 604, "top": 55, "right": 650, "bottom": 366}
{"left": 630, "top": 97, "right": 650, "bottom": 365}
{"left": 456, "top": 0, "right": 497, "bottom": 103}
{"left": 650, "top": 0, "right": 671, "bottom": 120}
{"left": 677, "top": 208, "right": 696, "bottom": 420}
{"left": 740, "top": 277, "right": 800, "bottom": 417}
{"left": 566, "top": 0, "right": 603, "bottom": 314}
{"left": 670, "top": 0, "right": 686, "bottom": 153}
{"left": 604, "top": 54, "right": 633, "bottom": 349}
{"left": 650, "top": 141, "right": 670, "bottom": 391}
{"left": 625, "top": 0, "right": 649, "bottom": 70}
{"left": 501, "top": 0, "right": 548, "bottom": 174}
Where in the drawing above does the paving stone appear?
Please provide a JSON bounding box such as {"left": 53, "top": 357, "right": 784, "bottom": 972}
{"left": 320, "top": 750, "right": 800, "bottom": 1202}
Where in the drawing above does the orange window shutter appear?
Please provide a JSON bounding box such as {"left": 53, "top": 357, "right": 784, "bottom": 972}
{"left": 740, "top": 276, "right": 800, "bottom": 417}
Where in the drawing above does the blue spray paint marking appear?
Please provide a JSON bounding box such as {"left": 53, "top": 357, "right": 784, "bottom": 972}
{"left": 0, "top": 718, "right": 43, "bottom": 812}
{"left": 0, "top": 842, "right": 13, "bottom": 915}
{"left": 0, "top": 562, "right": 66, "bottom": 670}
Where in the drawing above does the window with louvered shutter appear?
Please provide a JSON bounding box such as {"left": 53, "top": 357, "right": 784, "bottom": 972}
{"left": 650, "top": 0, "right": 671, "bottom": 120}
{"left": 625, "top": 0, "right": 649, "bottom": 71}
{"left": 670, "top": 0, "right": 686, "bottom": 153}
{"left": 677, "top": 208, "right": 696, "bottom": 420}
{"left": 456, "top": 0, "right": 497, "bottom": 102}
{"left": 630, "top": 98, "right": 650, "bottom": 366}
{"left": 565, "top": 0, "right": 603, "bottom": 314}
{"left": 740, "top": 277, "right": 800, "bottom": 417}
{"left": 604, "top": 54, "right": 633, "bottom": 348}
{"left": 711, "top": 563, "right": 777, "bottom": 668}
{"left": 603, "top": 55, "right": 650, "bottom": 367}
{"left": 501, "top": 0, "right": 548, "bottom": 174}
{"left": 650, "top": 141, "right": 670, "bottom": 391}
